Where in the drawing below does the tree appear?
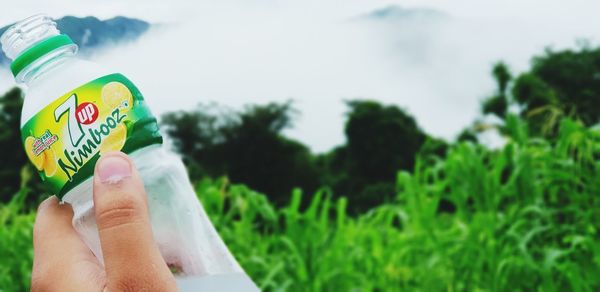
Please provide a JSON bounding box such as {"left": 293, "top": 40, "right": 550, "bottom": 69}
{"left": 518, "top": 46, "right": 600, "bottom": 125}
{"left": 0, "top": 87, "right": 25, "bottom": 202}
{"left": 482, "top": 62, "right": 512, "bottom": 119}
{"left": 344, "top": 100, "right": 425, "bottom": 181}
{"left": 483, "top": 46, "right": 600, "bottom": 137}
{"left": 320, "top": 100, "right": 427, "bottom": 213}
{"left": 0, "top": 87, "right": 48, "bottom": 205}
{"left": 218, "top": 103, "right": 319, "bottom": 205}
{"left": 457, "top": 128, "right": 479, "bottom": 143}
{"left": 162, "top": 102, "right": 320, "bottom": 206}
{"left": 161, "top": 105, "right": 225, "bottom": 178}
{"left": 163, "top": 99, "right": 431, "bottom": 212}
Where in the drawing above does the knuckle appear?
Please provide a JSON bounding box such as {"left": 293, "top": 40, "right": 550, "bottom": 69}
{"left": 112, "top": 273, "right": 161, "bottom": 292}
{"left": 96, "top": 194, "right": 143, "bottom": 231}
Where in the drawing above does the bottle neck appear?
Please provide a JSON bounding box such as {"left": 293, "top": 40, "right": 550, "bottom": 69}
{"left": 17, "top": 45, "right": 78, "bottom": 87}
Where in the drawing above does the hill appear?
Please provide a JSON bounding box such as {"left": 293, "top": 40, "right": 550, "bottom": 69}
{"left": 0, "top": 15, "right": 150, "bottom": 65}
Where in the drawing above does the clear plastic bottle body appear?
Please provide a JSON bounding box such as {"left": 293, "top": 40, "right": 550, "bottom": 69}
{"left": 3, "top": 27, "right": 259, "bottom": 292}
{"left": 19, "top": 55, "right": 248, "bottom": 277}
{"left": 64, "top": 145, "right": 243, "bottom": 276}
{"left": 4, "top": 15, "right": 258, "bottom": 289}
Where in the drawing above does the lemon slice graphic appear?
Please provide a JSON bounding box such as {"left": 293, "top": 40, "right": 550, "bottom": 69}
{"left": 102, "top": 82, "right": 133, "bottom": 110}
{"left": 43, "top": 148, "right": 57, "bottom": 177}
{"left": 99, "top": 124, "right": 127, "bottom": 154}
{"left": 24, "top": 136, "right": 45, "bottom": 171}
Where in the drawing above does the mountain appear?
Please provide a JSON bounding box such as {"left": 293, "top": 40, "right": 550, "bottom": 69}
{"left": 359, "top": 5, "right": 448, "bottom": 22}
{"left": 355, "top": 5, "right": 450, "bottom": 66}
{"left": 0, "top": 16, "right": 150, "bottom": 65}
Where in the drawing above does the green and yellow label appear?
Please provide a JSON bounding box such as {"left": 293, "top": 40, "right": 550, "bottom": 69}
{"left": 21, "top": 73, "right": 162, "bottom": 197}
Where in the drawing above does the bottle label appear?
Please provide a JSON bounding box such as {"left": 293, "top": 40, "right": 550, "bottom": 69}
{"left": 21, "top": 73, "right": 162, "bottom": 198}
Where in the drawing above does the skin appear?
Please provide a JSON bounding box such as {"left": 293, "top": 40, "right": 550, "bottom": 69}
{"left": 31, "top": 152, "right": 178, "bottom": 292}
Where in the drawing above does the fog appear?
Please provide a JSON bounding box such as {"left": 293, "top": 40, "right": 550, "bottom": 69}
{"left": 2, "top": 0, "right": 600, "bottom": 152}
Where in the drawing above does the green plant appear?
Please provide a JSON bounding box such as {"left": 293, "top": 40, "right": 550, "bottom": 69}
{"left": 0, "top": 168, "right": 36, "bottom": 292}
{"left": 0, "top": 117, "right": 598, "bottom": 291}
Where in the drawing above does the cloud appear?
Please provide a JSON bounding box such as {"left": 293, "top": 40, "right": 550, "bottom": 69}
{"left": 93, "top": 7, "right": 387, "bottom": 153}
{"left": 2, "top": 0, "right": 600, "bottom": 152}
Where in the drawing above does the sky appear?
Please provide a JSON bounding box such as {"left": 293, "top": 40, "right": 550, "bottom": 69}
{"left": 1, "top": 0, "right": 600, "bottom": 152}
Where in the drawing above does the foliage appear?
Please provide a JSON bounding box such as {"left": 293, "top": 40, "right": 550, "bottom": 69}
{"left": 0, "top": 88, "right": 25, "bottom": 202}
{"left": 483, "top": 46, "right": 600, "bottom": 137}
{"left": 162, "top": 102, "right": 320, "bottom": 206}
{"left": 482, "top": 62, "right": 511, "bottom": 119}
{"left": 1, "top": 116, "right": 598, "bottom": 291}
{"left": 0, "top": 88, "right": 48, "bottom": 206}
{"left": 163, "top": 100, "right": 428, "bottom": 210}
{"left": 318, "top": 100, "right": 426, "bottom": 212}
{"left": 522, "top": 46, "right": 600, "bottom": 125}
{"left": 0, "top": 169, "right": 35, "bottom": 291}
{"left": 344, "top": 100, "right": 425, "bottom": 181}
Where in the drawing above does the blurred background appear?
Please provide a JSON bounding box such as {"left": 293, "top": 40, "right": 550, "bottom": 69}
{"left": 1, "top": 1, "right": 599, "bottom": 291}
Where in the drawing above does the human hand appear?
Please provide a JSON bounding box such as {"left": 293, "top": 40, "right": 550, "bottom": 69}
{"left": 31, "top": 152, "right": 177, "bottom": 291}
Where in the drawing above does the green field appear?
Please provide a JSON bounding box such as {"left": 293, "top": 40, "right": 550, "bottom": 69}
{"left": 1, "top": 116, "right": 599, "bottom": 291}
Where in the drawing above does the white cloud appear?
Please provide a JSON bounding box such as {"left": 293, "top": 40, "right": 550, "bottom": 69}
{"left": 2, "top": 0, "right": 600, "bottom": 152}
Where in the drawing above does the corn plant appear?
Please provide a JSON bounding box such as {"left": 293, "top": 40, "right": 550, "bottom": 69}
{"left": 0, "top": 117, "right": 599, "bottom": 291}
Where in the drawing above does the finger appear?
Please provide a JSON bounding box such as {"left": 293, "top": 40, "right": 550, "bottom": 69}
{"left": 32, "top": 196, "right": 104, "bottom": 291}
{"left": 93, "top": 151, "right": 176, "bottom": 291}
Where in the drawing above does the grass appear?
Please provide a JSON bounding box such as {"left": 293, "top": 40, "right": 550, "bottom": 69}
{"left": 1, "top": 116, "right": 599, "bottom": 291}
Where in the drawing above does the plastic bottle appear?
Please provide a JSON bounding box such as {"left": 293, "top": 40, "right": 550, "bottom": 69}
{"left": 1, "top": 14, "right": 257, "bottom": 289}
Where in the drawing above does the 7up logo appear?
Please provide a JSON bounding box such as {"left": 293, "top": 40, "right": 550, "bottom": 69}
{"left": 54, "top": 94, "right": 99, "bottom": 147}
{"left": 76, "top": 102, "right": 99, "bottom": 125}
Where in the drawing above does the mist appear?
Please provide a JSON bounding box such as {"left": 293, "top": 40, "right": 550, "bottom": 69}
{"left": 2, "top": 0, "right": 600, "bottom": 152}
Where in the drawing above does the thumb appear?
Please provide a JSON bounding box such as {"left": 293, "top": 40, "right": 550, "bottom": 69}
{"left": 93, "top": 151, "right": 176, "bottom": 291}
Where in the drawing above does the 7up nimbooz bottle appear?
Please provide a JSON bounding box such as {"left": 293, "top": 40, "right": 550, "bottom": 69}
{"left": 1, "top": 14, "right": 257, "bottom": 290}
